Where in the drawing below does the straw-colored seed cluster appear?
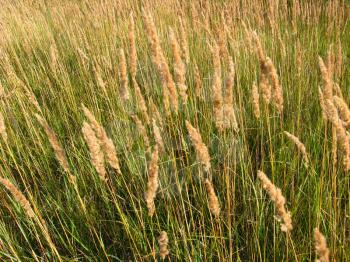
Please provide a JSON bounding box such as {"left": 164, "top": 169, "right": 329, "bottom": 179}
{"left": 257, "top": 170, "right": 293, "bottom": 232}
{"left": 0, "top": 1, "right": 347, "bottom": 259}
{"left": 145, "top": 146, "right": 159, "bottom": 217}
{"left": 0, "top": 177, "right": 35, "bottom": 218}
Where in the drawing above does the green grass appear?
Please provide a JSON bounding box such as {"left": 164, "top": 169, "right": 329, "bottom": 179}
{"left": 0, "top": 0, "right": 349, "bottom": 261}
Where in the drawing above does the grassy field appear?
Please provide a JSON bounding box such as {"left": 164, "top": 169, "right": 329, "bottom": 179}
{"left": 0, "top": 0, "right": 349, "bottom": 261}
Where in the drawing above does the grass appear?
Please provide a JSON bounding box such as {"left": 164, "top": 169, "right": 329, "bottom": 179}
{"left": 0, "top": 0, "right": 349, "bottom": 260}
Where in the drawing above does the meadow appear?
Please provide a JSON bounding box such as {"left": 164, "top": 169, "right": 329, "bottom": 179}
{"left": 0, "top": 0, "right": 349, "bottom": 261}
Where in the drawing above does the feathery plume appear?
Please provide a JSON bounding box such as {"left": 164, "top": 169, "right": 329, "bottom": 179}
{"left": 257, "top": 170, "right": 293, "bottom": 232}
{"left": 82, "top": 122, "right": 106, "bottom": 181}
{"left": 35, "top": 114, "right": 70, "bottom": 173}
{"left": 160, "top": 53, "right": 179, "bottom": 113}
{"left": 333, "top": 96, "right": 350, "bottom": 128}
{"left": 251, "top": 32, "right": 271, "bottom": 105}
{"left": 152, "top": 119, "right": 164, "bottom": 153}
{"left": 179, "top": 18, "right": 190, "bottom": 64}
{"left": 158, "top": 231, "right": 169, "bottom": 260}
{"left": 0, "top": 111, "right": 7, "bottom": 141}
{"left": 93, "top": 63, "right": 107, "bottom": 95}
{"left": 211, "top": 41, "right": 224, "bottom": 130}
{"left": 82, "top": 105, "right": 103, "bottom": 139}
{"left": 314, "top": 228, "right": 330, "bottom": 262}
{"left": 266, "top": 57, "right": 283, "bottom": 113}
{"left": 145, "top": 146, "right": 159, "bottom": 216}
{"left": 185, "top": 121, "right": 211, "bottom": 172}
{"left": 101, "top": 132, "right": 121, "bottom": 174}
{"left": 326, "top": 45, "right": 335, "bottom": 80}
{"left": 326, "top": 100, "right": 350, "bottom": 171}
{"left": 204, "top": 179, "right": 220, "bottom": 217}
{"left": 119, "top": 48, "right": 130, "bottom": 101}
{"left": 0, "top": 177, "right": 34, "bottom": 218}
{"left": 259, "top": 73, "right": 271, "bottom": 104}
{"left": 251, "top": 31, "right": 266, "bottom": 63}
{"left": 335, "top": 39, "right": 343, "bottom": 79}
{"left": 222, "top": 57, "right": 238, "bottom": 130}
{"left": 318, "top": 56, "right": 333, "bottom": 100}
{"left": 82, "top": 105, "right": 121, "bottom": 172}
{"left": 129, "top": 14, "right": 137, "bottom": 79}
{"left": 252, "top": 82, "right": 260, "bottom": 119}
{"left": 143, "top": 10, "right": 178, "bottom": 113}
{"left": 142, "top": 10, "right": 161, "bottom": 68}
{"left": 170, "top": 28, "right": 187, "bottom": 104}
{"left": 194, "top": 62, "right": 203, "bottom": 100}
{"left": 133, "top": 79, "right": 150, "bottom": 125}
{"left": 284, "top": 131, "right": 309, "bottom": 167}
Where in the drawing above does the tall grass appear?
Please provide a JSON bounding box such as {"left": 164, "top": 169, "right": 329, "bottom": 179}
{"left": 0, "top": 0, "right": 349, "bottom": 260}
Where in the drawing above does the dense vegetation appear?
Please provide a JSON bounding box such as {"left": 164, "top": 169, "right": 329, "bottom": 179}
{"left": 0, "top": 0, "right": 349, "bottom": 260}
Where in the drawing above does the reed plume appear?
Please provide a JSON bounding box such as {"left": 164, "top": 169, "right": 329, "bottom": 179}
{"left": 101, "top": 132, "right": 121, "bottom": 174}
{"left": 326, "top": 100, "right": 350, "bottom": 171}
{"left": 259, "top": 73, "right": 271, "bottom": 105}
{"left": 204, "top": 179, "right": 220, "bottom": 217}
{"left": 152, "top": 118, "right": 164, "bottom": 153}
{"left": 257, "top": 170, "right": 293, "bottom": 232}
{"left": 82, "top": 105, "right": 121, "bottom": 173}
{"left": 252, "top": 82, "right": 260, "bottom": 119}
{"left": 0, "top": 111, "right": 7, "bottom": 141}
{"left": 143, "top": 10, "right": 178, "bottom": 113}
{"left": 326, "top": 45, "right": 335, "bottom": 80}
{"left": 129, "top": 14, "right": 137, "bottom": 79}
{"left": 0, "top": 177, "right": 35, "bottom": 218}
{"left": 222, "top": 57, "right": 238, "bottom": 130}
{"left": 158, "top": 231, "right": 169, "bottom": 260}
{"left": 314, "top": 228, "right": 330, "bottom": 262}
{"left": 333, "top": 95, "right": 350, "bottom": 128}
{"left": 211, "top": 41, "right": 224, "bottom": 131}
{"left": 185, "top": 121, "right": 211, "bottom": 172}
{"left": 118, "top": 48, "right": 130, "bottom": 101}
{"left": 35, "top": 114, "right": 70, "bottom": 173}
{"left": 251, "top": 31, "right": 271, "bottom": 104}
{"left": 318, "top": 56, "right": 333, "bottom": 100}
{"left": 194, "top": 62, "right": 203, "bottom": 100}
{"left": 82, "top": 121, "right": 106, "bottom": 181}
{"left": 142, "top": 10, "right": 162, "bottom": 69}
{"left": 145, "top": 145, "right": 159, "bottom": 216}
{"left": 335, "top": 39, "right": 343, "bottom": 79}
{"left": 179, "top": 18, "right": 190, "bottom": 64}
{"left": 133, "top": 78, "right": 150, "bottom": 125}
{"left": 284, "top": 131, "right": 309, "bottom": 167}
{"left": 82, "top": 105, "right": 103, "bottom": 138}
{"left": 160, "top": 52, "right": 179, "bottom": 113}
{"left": 169, "top": 28, "right": 187, "bottom": 104}
{"left": 93, "top": 63, "right": 107, "bottom": 95}
{"left": 266, "top": 57, "right": 283, "bottom": 113}
{"left": 251, "top": 31, "right": 266, "bottom": 63}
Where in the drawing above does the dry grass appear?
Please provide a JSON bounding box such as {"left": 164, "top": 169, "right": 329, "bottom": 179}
{"left": 0, "top": 0, "right": 349, "bottom": 260}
